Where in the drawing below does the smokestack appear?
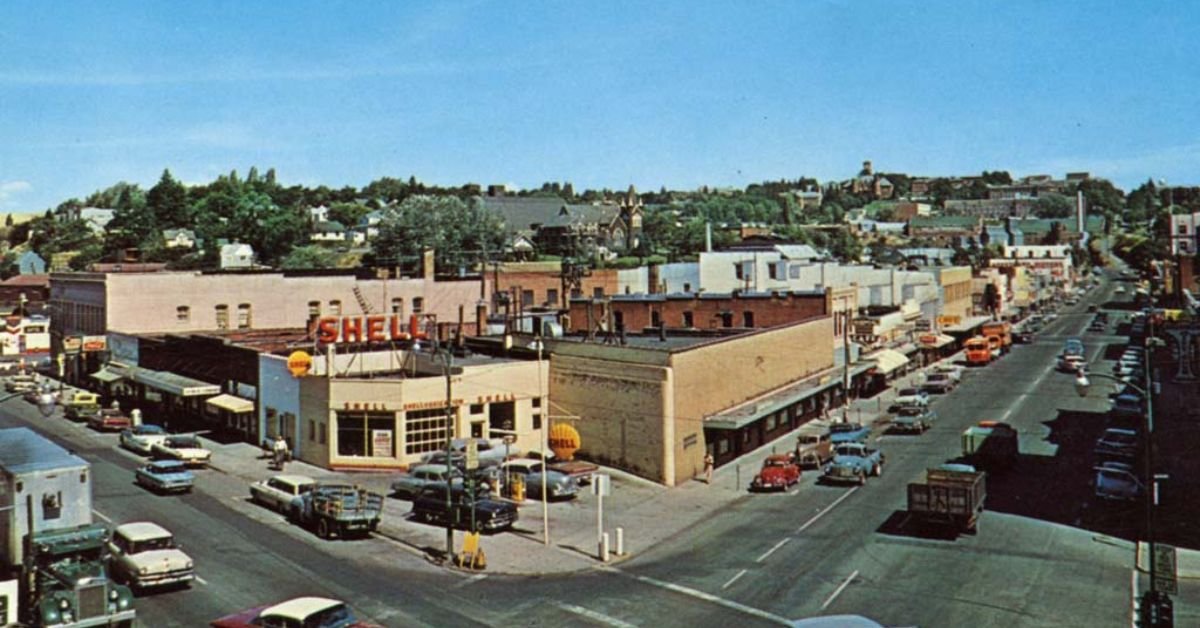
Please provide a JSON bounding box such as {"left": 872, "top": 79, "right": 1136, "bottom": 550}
{"left": 422, "top": 249, "right": 435, "bottom": 281}
{"left": 705, "top": 222, "right": 713, "bottom": 252}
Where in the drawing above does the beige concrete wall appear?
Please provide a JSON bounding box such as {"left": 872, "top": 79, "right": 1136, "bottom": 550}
{"left": 549, "top": 354, "right": 670, "bottom": 483}
{"left": 91, "top": 271, "right": 483, "bottom": 335}
{"left": 297, "top": 375, "right": 332, "bottom": 469}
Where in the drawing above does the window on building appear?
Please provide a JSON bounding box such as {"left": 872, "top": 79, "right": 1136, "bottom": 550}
{"left": 614, "top": 311, "right": 624, "bottom": 331}
{"left": 593, "top": 287, "right": 604, "bottom": 298}
{"left": 308, "top": 301, "right": 321, "bottom": 318}
{"left": 319, "top": 423, "right": 326, "bottom": 444}
{"left": 768, "top": 263, "right": 779, "bottom": 280}
{"left": 522, "top": 290, "right": 534, "bottom": 307}
{"left": 683, "top": 311, "right": 694, "bottom": 327}
{"left": 532, "top": 397, "right": 541, "bottom": 409}
{"left": 720, "top": 312, "right": 733, "bottom": 328}
{"left": 336, "top": 410, "right": 396, "bottom": 458}
{"left": 1179, "top": 224, "right": 1189, "bottom": 235}
{"left": 532, "top": 413, "right": 542, "bottom": 430}
{"left": 215, "top": 305, "right": 229, "bottom": 330}
{"left": 651, "top": 310, "right": 661, "bottom": 327}
{"left": 412, "top": 297, "right": 424, "bottom": 314}
{"left": 734, "top": 262, "right": 745, "bottom": 280}
{"left": 309, "top": 420, "right": 316, "bottom": 442}
{"left": 683, "top": 283, "right": 692, "bottom": 292}
{"left": 403, "top": 407, "right": 448, "bottom": 455}
{"left": 176, "top": 306, "right": 190, "bottom": 323}
{"left": 329, "top": 300, "right": 342, "bottom": 316}
{"left": 743, "top": 311, "right": 755, "bottom": 327}
{"left": 391, "top": 298, "right": 404, "bottom": 316}
{"left": 470, "top": 403, "right": 484, "bottom": 414}
{"left": 789, "top": 265, "right": 801, "bottom": 279}
{"left": 237, "top": 303, "right": 252, "bottom": 329}
{"left": 547, "top": 289, "right": 559, "bottom": 306}
{"left": 471, "top": 422, "right": 484, "bottom": 438}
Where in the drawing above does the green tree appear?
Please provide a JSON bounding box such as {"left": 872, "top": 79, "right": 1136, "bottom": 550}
{"left": 371, "top": 196, "right": 505, "bottom": 271}
{"left": 1033, "top": 194, "right": 1073, "bottom": 219}
{"left": 146, "top": 169, "right": 190, "bottom": 227}
{"left": 281, "top": 245, "right": 339, "bottom": 269}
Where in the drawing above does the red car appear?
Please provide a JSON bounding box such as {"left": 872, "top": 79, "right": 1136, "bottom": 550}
{"left": 750, "top": 454, "right": 801, "bottom": 491}
{"left": 87, "top": 408, "right": 132, "bottom": 432}
{"left": 211, "top": 596, "right": 382, "bottom": 628}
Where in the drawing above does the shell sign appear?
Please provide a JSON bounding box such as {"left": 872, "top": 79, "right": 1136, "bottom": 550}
{"left": 287, "top": 350, "right": 313, "bottom": 378}
{"left": 549, "top": 423, "right": 581, "bottom": 461}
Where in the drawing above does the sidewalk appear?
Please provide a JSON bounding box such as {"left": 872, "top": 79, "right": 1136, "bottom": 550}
{"left": 49, "top": 356, "right": 949, "bottom": 576}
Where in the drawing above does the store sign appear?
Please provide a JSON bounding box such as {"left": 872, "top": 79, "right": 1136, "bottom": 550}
{"left": 287, "top": 351, "right": 312, "bottom": 378}
{"left": 937, "top": 315, "right": 961, "bottom": 327}
{"left": 82, "top": 336, "right": 107, "bottom": 352}
{"left": 315, "top": 314, "right": 427, "bottom": 344}
{"left": 549, "top": 423, "right": 581, "bottom": 461}
{"left": 371, "top": 429, "right": 393, "bottom": 457}
{"left": 918, "top": 334, "right": 938, "bottom": 347}
{"left": 63, "top": 336, "right": 83, "bottom": 355}
{"left": 914, "top": 319, "right": 932, "bottom": 332}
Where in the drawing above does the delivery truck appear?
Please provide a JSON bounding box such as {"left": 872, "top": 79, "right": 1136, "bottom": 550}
{"left": 906, "top": 465, "right": 986, "bottom": 534}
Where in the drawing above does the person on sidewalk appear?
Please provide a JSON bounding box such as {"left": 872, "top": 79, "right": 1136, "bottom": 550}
{"left": 703, "top": 453, "right": 714, "bottom": 484}
{"left": 272, "top": 435, "right": 288, "bottom": 470}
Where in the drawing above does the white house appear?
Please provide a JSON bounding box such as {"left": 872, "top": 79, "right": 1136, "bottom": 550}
{"left": 162, "top": 228, "right": 197, "bottom": 249}
{"left": 309, "top": 205, "right": 330, "bottom": 223}
{"left": 63, "top": 207, "right": 116, "bottom": 236}
{"left": 220, "top": 242, "right": 255, "bottom": 269}
{"left": 310, "top": 221, "right": 347, "bottom": 243}
{"left": 357, "top": 210, "right": 386, "bottom": 240}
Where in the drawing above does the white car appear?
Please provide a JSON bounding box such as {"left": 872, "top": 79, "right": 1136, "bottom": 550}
{"left": 891, "top": 387, "right": 930, "bottom": 410}
{"left": 119, "top": 424, "right": 170, "bottom": 456}
{"left": 930, "top": 363, "right": 964, "bottom": 383}
{"left": 151, "top": 434, "right": 212, "bottom": 467}
{"left": 1114, "top": 286, "right": 1126, "bottom": 294}
{"left": 107, "top": 522, "right": 194, "bottom": 592}
{"left": 250, "top": 474, "right": 316, "bottom": 513}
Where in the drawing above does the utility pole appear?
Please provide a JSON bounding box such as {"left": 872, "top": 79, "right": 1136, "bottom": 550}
{"left": 441, "top": 349, "right": 454, "bottom": 561}
{"left": 538, "top": 339, "right": 549, "bottom": 545}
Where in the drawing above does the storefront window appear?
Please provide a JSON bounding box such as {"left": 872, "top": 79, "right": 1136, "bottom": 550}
{"left": 336, "top": 411, "right": 395, "bottom": 458}
{"left": 215, "top": 304, "right": 229, "bottom": 330}
{"left": 404, "top": 407, "right": 447, "bottom": 455}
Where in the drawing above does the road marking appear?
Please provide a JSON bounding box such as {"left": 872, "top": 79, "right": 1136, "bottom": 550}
{"left": 628, "top": 573, "right": 791, "bottom": 626}
{"left": 797, "top": 487, "right": 858, "bottom": 534}
{"left": 722, "top": 569, "right": 748, "bottom": 590}
{"left": 452, "top": 573, "right": 487, "bottom": 589}
{"left": 194, "top": 575, "right": 208, "bottom": 586}
{"left": 91, "top": 510, "right": 112, "bottom": 523}
{"left": 556, "top": 603, "right": 638, "bottom": 628}
{"left": 820, "top": 569, "right": 859, "bottom": 611}
{"left": 756, "top": 538, "right": 790, "bottom": 563}
{"left": 1130, "top": 569, "right": 1138, "bottom": 628}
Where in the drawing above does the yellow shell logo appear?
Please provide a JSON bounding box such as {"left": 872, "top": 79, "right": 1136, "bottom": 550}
{"left": 287, "top": 350, "right": 313, "bottom": 378}
{"left": 549, "top": 423, "right": 581, "bottom": 461}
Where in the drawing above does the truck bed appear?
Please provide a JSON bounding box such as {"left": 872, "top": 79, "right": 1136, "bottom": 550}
{"left": 906, "top": 468, "right": 986, "bottom": 532}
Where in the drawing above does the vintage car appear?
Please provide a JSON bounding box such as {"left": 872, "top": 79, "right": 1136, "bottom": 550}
{"left": 120, "top": 424, "right": 170, "bottom": 455}
{"left": 889, "top": 388, "right": 930, "bottom": 412}
{"left": 499, "top": 460, "right": 580, "bottom": 500}
{"left": 152, "top": 434, "right": 213, "bottom": 467}
{"left": 135, "top": 459, "right": 195, "bottom": 494}
{"left": 210, "top": 596, "right": 381, "bottom": 628}
{"left": 750, "top": 454, "right": 801, "bottom": 492}
{"left": 107, "top": 522, "right": 194, "bottom": 592}
{"left": 1095, "top": 428, "right": 1139, "bottom": 460}
{"left": 249, "top": 474, "right": 317, "bottom": 513}
{"left": 4, "top": 374, "right": 37, "bottom": 393}
{"left": 920, "top": 373, "right": 956, "bottom": 394}
{"left": 892, "top": 407, "right": 937, "bottom": 434}
{"left": 410, "top": 486, "right": 517, "bottom": 533}
{"left": 88, "top": 408, "right": 133, "bottom": 432}
{"left": 390, "top": 464, "right": 466, "bottom": 500}
{"left": 793, "top": 421, "right": 833, "bottom": 467}
{"left": 822, "top": 442, "right": 885, "bottom": 485}
{"left": 1095, "top": 461, "right": 1143, "bottom": 502}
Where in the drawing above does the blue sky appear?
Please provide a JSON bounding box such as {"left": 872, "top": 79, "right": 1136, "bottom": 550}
{"left": 1, "top": 1, "right": 1198, "bottom": 214}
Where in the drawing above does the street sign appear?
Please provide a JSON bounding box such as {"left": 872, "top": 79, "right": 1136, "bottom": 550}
{"left": 1153, "top": 544, "right": 1178, "bottom": 595}
{"left": 465, "top": 439, "right": 479, "bottom": 471}
{"left": 592, "top": 474, "right": 610, "bottom": 497}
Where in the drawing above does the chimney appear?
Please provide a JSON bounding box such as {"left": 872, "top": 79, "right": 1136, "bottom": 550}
{"left": 475, "top": 301, "right": 488, "bottom": 337}
{"left": 422, "top": 249, "right": 435, "bottom": 281}
{"left": 863, "top": 160, "right": 873, "bottom": 175}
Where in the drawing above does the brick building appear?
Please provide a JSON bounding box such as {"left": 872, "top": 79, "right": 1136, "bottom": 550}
{"left": 565, "top": 289, "right": 831, "bottom": 334}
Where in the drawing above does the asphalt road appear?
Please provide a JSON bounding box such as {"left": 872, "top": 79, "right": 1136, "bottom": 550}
{"left": 0, "top": 269, "right": 1152, "bottom": 628}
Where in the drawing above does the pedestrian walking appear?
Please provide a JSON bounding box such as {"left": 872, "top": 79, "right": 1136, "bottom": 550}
{"left": 703, "top": 452, "right": 714, "bottom": 485}
{"left": 272, "top": 434, "right": 288, "bottom": 470}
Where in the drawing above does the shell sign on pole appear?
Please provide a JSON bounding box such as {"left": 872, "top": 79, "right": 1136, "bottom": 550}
{"left": 287, "top": 350, "right": 313, "bottom": 378}
{"left": 549, "top": 423, "right": 581, "bottom": 461}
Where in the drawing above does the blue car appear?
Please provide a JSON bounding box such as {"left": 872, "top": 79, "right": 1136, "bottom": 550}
{"left": 135, "top": 459, "right": 195, "bottom": 494}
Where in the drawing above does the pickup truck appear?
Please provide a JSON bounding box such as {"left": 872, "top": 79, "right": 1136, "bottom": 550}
{"left": 822, "top": 442, "right": 885, "bottom": 485}
{"left": 750, "top": 454, "right": 801, "bottom": 492}
{"left": 829, "top": 422, "right": 871, "bottom": 445}
{"left": 906, "top": 465, "right": 986, "bottom": 534}
{"left": 291, "top": 483, "right": 385, "bottom": 539}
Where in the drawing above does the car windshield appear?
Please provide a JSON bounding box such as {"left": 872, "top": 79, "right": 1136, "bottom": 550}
{"left": 167, "top": 436, "right": 200, "bottom": 448}
{"left": 899, "top": 388, "right": 920, "bottom": 396}
{"left": 131, "top": 536, "right": 175, "bottom": 552}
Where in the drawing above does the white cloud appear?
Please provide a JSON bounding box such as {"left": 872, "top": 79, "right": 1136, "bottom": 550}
{"left": 0, "top": 181, "right": 31, "bottom": 205}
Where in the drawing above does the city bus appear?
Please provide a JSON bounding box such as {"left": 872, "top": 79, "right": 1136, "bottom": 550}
{"left": 965, "top": 336, "right": 992, "bottom": 366}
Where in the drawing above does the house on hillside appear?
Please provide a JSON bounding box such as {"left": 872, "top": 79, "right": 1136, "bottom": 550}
{"left": 310, "top": 221, "right": 348, "bottom": 243}
{"left": 220, "top": 242, "right": 256, "bottom": 269}
{"left": 62, "top": 207, "right": 116, "bottom": 236}
{"left": 478, "top": 187, "right": 642, "bottom": 258}
{"left": 15, "top": 251, "right": 45, "bottom": 275}
{"left": 162, "top": 228, "right": 197, "bottom": 249}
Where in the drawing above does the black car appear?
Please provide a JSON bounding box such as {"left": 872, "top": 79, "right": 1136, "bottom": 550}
{"left": 1014, "top": 330, "right": 1034, "bottom": 344}
{"left": 410, "top": 486, "right": 517, "bottom": 533}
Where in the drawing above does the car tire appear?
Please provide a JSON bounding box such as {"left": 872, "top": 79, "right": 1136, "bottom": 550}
{"left": 317, "top": 518, "right": 331, "bottom": 539}
{"left": 873, "top": 464, "right": 882, "bottom": 477}
{"left": 857, "top": 472, "right": 866, "bottom": 486}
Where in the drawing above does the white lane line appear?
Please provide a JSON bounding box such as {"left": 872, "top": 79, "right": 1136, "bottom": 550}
{"left": 820, "top": 569, "right": 859, "bottom": 611}
{"left": 194, "top": 575, "right": 208, "bottom": 586}
{"left": 797, "top": 487, "right": 858, "bottom": 534}
{"left": 556, "top": 603, "right": 638, "bottom": 628}
{"left": 722, "top": 569, "right": 748, "bottom": 590}
{"left": 1130, "top": 569, "right": 1138, "bottom": 628}
{"left": 629, "top": 573, "right": 791, "bottom": 626}
{"left": 756, "top": 538, "right": 790, "bottom": 563}
{"left": 91, "top": 510, "right": 112, "bottom": 523}
{"left": 452, "top": 573, "right": 487, "bottom": 589}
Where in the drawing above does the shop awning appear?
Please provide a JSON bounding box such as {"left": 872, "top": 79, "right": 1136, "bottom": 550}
{"left": 132, "top": 368, "right": 221, "bottom": 397}
{"left": 942, "top": 315, "right": 992, "bottom": 334}
{"left": 89, "top": 365, "right": 128, "bottom": 384}
{"left": 919, "top": 334, "right": 956, "bottom": 349}
{"left": 206, "top": 393, "right": 254, "bottom": 414}
{"left": 871, "top": 349, "right": 910, "bottom": 375}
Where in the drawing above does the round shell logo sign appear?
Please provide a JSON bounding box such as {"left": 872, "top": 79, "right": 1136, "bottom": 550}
{"left": 287, "top": 350, "right": 313, "bottom": 378}
{"left": 549, "top": 423, "right": 581, "bottom": 461}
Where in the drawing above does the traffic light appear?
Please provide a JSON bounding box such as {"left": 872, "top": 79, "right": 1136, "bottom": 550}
{"left": 1138, "top": 590, "right": 1173, "bottom": 628}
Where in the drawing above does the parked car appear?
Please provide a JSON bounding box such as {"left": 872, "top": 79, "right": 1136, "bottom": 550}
{"left": 135, "top": 460, "right": 195, "bottom": 494}
{"left": 1114, "top": 286, "right": 1127, "bottom": 294}
{"left": 88, "top": 408, "right": 133, "bottom": 432}
{"left": 410, "top": 486, "right": 517, "bottom": 532}
{"left": 499, "top": 460, "right": 580, "bottom": 500}
{"left": 1094, "top": 461, "right": 1143, "bottom": 502}
{"left": 250, "top": 474, "right": 317, "bottom": 513}
{"left": 750, "top": 454, "right": 801, "bottom": 492}
{"left": 822, "top": 442, "right": 885, "bottom": 485}
{"left": 3, "top": 375, "right": 37, "bottom": 393}
{"left": 1110, "top": 393, "right": 1145, "bottom": 419}
{"left": 793, "top": 422, "right": 833, "bottom": 467}
{"left": 930, "top": 363, "right": 964, "bottom": 383}
{"left": 152, "top": 434, "right": 213, "bottom": 467}
{"left": 107, "top": 522, "right": 194, "bottom": 592}
{"left": 390, "top": 464, "right": 469, "bottom": 500}
{"left": 829, "top": 422, "right": 871, "bottom": 445}
{"left": 1095, "top": 428, "right": 1139, "bottom": 460}
{"left": 890, "top": 387, "right": 930, "bottom": 412}
{"left": 120, "top": 424, "right": 170, "bottom": 455}
{"left": 892, "top": 407, "right": 937, "bottom": 434}
{"left": 920, "top": 373, "right": 956, "bottom": 394}
{"left": 210, "top": 596, "right": 381, "bottom": 628}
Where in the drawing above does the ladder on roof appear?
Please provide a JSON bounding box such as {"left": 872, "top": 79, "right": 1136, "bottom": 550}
{"left": 352, "top": 286, "right": 376, "bottom": 314}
